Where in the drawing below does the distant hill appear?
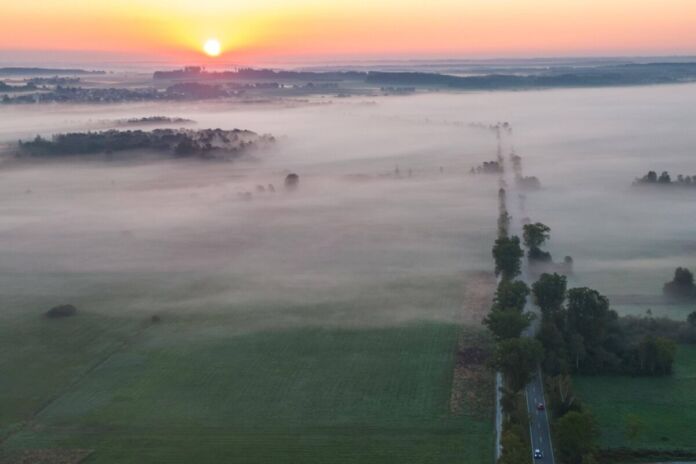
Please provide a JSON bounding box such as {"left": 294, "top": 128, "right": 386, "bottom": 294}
{"left": 366, "top": 62, "right": 696, "bottom": 89}
{"left": 153, "top": 62, "right": 696, "bottom": 91}
{"left": 153, "top": 66, "right": 365, "bottom": 81}
{"left": 0, "top": 67, "right": 105, "bottom": 76}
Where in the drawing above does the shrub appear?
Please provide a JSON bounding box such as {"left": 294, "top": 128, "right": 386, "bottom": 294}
{"left": 45, "top": 304, "right": 77, "bottom": 318}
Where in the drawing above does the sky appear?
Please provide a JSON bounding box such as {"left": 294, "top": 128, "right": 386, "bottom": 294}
{"left": 1, "top": 0, "right": 696, "bottom": 64}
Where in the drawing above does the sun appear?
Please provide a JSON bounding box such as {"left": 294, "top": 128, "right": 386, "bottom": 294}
{"left": 203, "top": 38, "right": 221, "bottom": 57}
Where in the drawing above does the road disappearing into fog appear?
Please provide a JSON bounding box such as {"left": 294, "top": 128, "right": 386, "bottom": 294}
{"left": 499, "top": 126, "right": 556, "bottom": 464}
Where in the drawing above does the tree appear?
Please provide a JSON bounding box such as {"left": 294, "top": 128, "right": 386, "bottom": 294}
{"left": 566, "top": 288, "right": 612, "bottom": 347}
{"left": 483, "top": 308, "right": 534, "bottom": 341}
{"left": 565, "top": 287, "right": 616, "bottom": 372}
{"left": 498, "top": 211, "right": 511, "bottom": 238}
{"left": 494, "top": 280, "right": 530, "bottom": 313}
{"left": 492, "top": 235, "right": 524, "bottom": 280}
{"left": 555, "top": 411, "right": 599, "bottom": 464}
{"left": 491, "top": 338, "right": 544, "bottom": 391}
{"left": 568, "top": 332, "right": 586, "bottom": 370}
{"left": 581, "top": 454, "right": 598, "bottom": 464}
{"left": 285, "top": 173, "right": 300, "bottom": 189}
{"left": 538, "top": 320, "right": 569, "bottom": 374}
{"left": 674, "top": 267, "right": 694, "bottom": 286}
{"left": 634, "top": 336, "right": 676, "bottom": 375}
{"left": 523, "top": 222, "right": 550, "bottom": 249}
{"left": 546, "top": 374, "right": 581, "bottom": 418}
{"left": 658, "top": 171, "right": 672, "bottom": 184}
{"left": 174, "top": 138, "right": 197, "bottom": 156}
{"left": 499, "top": 386, "right": 520, "bottom": 416}
{"left": 532, "top": 273, "right": 567, "bottom": 320}
{"left": 688, "top": 311, "right": 696, "bottom": 327}
{"left": 663, "top": 267, "right": 696, "bottom": 300}
{"left": 523, "top": 223, "right": 552, "bottom": 263}
{"left": 498, "top": 429, "right": 529, "bottom": 464}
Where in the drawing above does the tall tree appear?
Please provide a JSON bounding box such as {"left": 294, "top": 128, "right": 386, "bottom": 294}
{"left": 663, "top": 267, "right": 696, "bottom": 300}
{"left": 483, "top": 308, "right": 534, "bottom": 341}
{"left": 532, "top": 273, "right": 567, "bottom": 320}
{"left": 523, "top": 222, "right": 552, "bottom": 262}
{"left": 634, "top": 336, "right": 676, "bottom": 375}
{"left": 492, "top": 235, "right": 524, "bottom": 280}
{"left": 491, "top": 338, "right": 544, "bottom": 391}
{"left": 498, "top": 430, "right": 529, "bottom": 464}
{"left": 537, "top": 319, "right": 569, "bottom": 374}
{"left": 556, "top": 411, "right": 599, "bottom": 464}
{"left": 523, "top": 222, "right": 551, "bottom": 249}
{"left": 494, "top": 279, "right": 530, "bottom": 313}
{"left": 566, "top": 287, "right": 612, "bottom": 347}
{"left": 688, "top": 311, "right": 696, "bottom": 327}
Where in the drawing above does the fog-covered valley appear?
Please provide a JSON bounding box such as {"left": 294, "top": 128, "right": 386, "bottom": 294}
{"left": 1, "top": 83, "right": 696, "bottom": 334}
{"left": 4, "top": 69, "right": 696, "bottom": 464}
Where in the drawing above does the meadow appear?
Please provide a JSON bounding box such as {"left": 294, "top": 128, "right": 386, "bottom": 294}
{"left": 0, "top": 304, "right": 495, "bottom": 463}
{"left": 574, "top": 345, "right": 696, "bottom": 452}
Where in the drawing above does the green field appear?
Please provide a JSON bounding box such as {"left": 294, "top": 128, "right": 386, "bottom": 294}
{"left": 0, "top": 303, "right": 494, "bottom": 463}
{"left": 574, "top": 345, "right": 696, "bottom": 452}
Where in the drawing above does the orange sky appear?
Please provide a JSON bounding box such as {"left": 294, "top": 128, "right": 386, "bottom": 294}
{"left": 1, "top": 0, "right": 696, "bottom": 62}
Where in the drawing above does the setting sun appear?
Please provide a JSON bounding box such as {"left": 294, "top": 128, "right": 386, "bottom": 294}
{"left": 203, "top": 38, "right": 221, "bottom": 57}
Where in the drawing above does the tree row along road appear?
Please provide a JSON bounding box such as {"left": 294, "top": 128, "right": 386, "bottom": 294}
{"left": 499, "top": 127, "right": 556, "bottom": 464}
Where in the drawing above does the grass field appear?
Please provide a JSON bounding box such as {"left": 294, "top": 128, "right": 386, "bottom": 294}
{"left": 574, "top": 345, "right": 696, "bottom": 452}
{"left": 0, "top": 310, "right": 141, "bottom": 443}
{"left": 0, "top": 301, "right": 494, "bottom": 463}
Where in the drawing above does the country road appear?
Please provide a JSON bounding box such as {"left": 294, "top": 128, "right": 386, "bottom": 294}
{"left": 524, "top": 367, "right": 556, "bottom": 464}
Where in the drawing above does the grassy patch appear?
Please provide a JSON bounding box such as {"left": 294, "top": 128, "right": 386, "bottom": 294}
{"left": 574, "top": 345, "right": 696, "bottom": 451}
{"left": 1, "top": 320, "right": 494, "bottom": 463}
{"left": 0, "top": 310, "right": 140, "bottom": 441}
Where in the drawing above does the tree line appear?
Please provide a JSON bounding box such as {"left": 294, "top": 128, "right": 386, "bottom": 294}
{"left": 634, "top": 170, "right": 696, "bottom": 188}
{"left": 488, "top": 190, "right": 542, "bottom": 463}
{"left": 489, "top": 219, "right": 686, "bottom": 464}
{"left": 17, "top": 129, "right": 275, "bottom": 159}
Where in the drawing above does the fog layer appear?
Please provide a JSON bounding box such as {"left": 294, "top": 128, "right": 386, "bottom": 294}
{"left": 1, "top": 83, "right": 695, "bottom": 328}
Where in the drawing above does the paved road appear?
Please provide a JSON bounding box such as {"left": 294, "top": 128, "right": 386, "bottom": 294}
{"left": 524, "top": 367, "right": 555, "bottom": 464}
{"left": 520, "top": 309, "right": 555, "bottom": 463}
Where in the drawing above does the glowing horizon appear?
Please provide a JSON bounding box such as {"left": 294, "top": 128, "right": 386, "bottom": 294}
{"left": 2, "top": 0, "right": 696, "bottom": 63}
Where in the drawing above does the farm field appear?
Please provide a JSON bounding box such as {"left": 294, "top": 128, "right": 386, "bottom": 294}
{"left": 0, "top": 308, "right": 141, "bottom": 443}
{"left": 0, "top": 314, "right": 494, "bottom": 463}
{"left": 574, "top": 345, "right": 696, "bottom": 452}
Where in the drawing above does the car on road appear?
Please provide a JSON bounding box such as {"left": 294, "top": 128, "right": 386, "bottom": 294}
{"left": 536, "top": 402, "right": 545, "bottom": 411}
{"left": 534, "top": 449, "right": 544, "bottom": 459}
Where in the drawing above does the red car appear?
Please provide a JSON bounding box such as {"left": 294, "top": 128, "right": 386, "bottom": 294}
{"left": 536, "top": 403, "right": 545, "bottom": 411}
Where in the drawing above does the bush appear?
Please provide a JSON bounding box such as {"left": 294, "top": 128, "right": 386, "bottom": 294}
{"left": 45, "top": 304, "right": 77, "bottom": 318}
{"left": 285, "top": 173, "right": 299, "bottom": 189}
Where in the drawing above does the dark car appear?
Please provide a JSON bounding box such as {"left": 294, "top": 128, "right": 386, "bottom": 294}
{"left": 536, "top": 402, "right": 545, "bottom": 411}
{"left": 534, "top": 449, "right": 544, "bottom": 459}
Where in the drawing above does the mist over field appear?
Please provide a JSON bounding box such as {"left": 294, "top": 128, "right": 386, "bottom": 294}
{"left": 0, "top": 98, "right": 500, "bottom": 334}
{"left": 3, "top": 73, "right": 696, "bottom": 464}
{"left": 1, "top": 84, "right": 696, "bottom": 332}
{"left": 4, "top": 84, "right": 696, "bottom": 316}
